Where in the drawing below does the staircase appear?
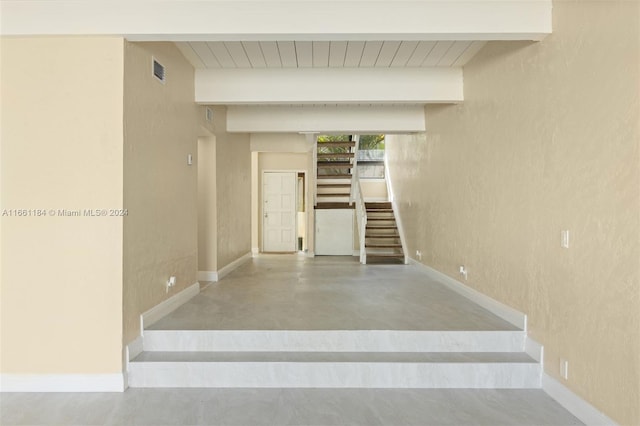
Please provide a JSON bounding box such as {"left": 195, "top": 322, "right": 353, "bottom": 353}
{"left": 364, "top": 202, "right": 405, "bottom": 264}
{"left": 128, "top": 329, "right": 540, "bottom": 388}
{"left": 315, "top": 139, "right": 357, "bottom": 209}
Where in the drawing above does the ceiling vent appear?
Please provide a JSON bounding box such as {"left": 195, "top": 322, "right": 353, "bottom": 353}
{"left": 152, "top": 57, "right": 166, "bottom": 83}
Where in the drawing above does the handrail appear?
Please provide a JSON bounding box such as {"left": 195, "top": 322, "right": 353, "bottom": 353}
{"left": 353, "top": 176, "right": 367, "bottom": 264}
{"left": 349, "top": 134, "right": 360, "bottom": 205}
{"left": 313, "top": 138, "right": 318, "bottom": 206}
{"left": 384, "top": 153, "right": 408, "bottom": 264}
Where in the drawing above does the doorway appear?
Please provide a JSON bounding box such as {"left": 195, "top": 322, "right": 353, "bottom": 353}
{"left": 262, "top": 171, "right": 297, "bottom": 252}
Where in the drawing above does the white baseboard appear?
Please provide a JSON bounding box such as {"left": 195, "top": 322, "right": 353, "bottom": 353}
{"left": 525, "top": 336, "right": 543, "bottom": 364}
{"left": 543, "top": 374, "right": 617, "bottom": 426}
{"left": 126, "top": 335, "right": 144, "bottom": 362}
{"left": 141, "top": 282, "right": 200, "bottom": 331}
{"left": 409, "top": 260, "right": 526, "bottom": 330}
{"left": 198, "top": 270, "right": 218, "bottom": 282}
{"left": 217, "top": 252, "right": 252, "bottom": 281}
{"left": 0, "top": 373, "right": 125, "bottom": 392}
{"left": 252, "top": 247, "right": 259, "bottom": 256}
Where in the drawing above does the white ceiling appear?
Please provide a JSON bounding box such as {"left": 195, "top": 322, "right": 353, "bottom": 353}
{"left": 177, "top": 40, "right": 487, "bottom": 69}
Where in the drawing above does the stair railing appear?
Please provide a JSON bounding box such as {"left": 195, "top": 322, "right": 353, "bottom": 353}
{"left": 353, "top": 176, "right": 367, "bottom": 264}
{"left": 313, "top": 138, "right": 318, "bottom": 207}
{"left": 384, "top": 153, "right": 408, "bottom": 264}
{"left": 349, "top": 134, "right": 360, "bottom": 206}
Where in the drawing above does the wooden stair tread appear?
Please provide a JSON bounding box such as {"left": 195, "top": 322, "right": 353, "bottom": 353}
{"left": 315, "top": 202, "right": 354, "bottom": 209}
{"left": 365, "top": 234, "right": 399, "bottom": 238}
{"left": 318, "top": 163, "right": 353, "bottom": 169}
{"left": 366, "top": 225, "right": 397, "bottom": 229}
{"left": 318, "top": 142, "right": 356, "bottom": 148}
{"left": 317, "top": 193, "right": 350, "bottom": 197}
{"left": 366, "top": 244, "right": 402, "bottom": 248}
{"left": 317, "top": 153, "right": 355, "bottom": 159}
{"left": 317, "top": 183, "right": 352, "bottom": 188}
{"left": 366, "top": 253, "right": 405, "bottom": 258}
{"left": 317, "top": 174, "right": 352, "bottom": 179}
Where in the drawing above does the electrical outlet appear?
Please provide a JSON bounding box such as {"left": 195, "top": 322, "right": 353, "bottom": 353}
{"left": 561, "top": 230, "right": 570, "bottom": 248}
{"left": 166, "top": 276, "right": 176, "bottom": 293}
{"left": 459, "top": 265, "right": 468, "bottom": 280}
{"left": 560, "top": 358, "right": 569, "bottom": 380}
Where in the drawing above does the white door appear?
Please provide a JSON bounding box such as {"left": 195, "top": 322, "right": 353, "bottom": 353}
{"left": 315, "top": 209, "right": 354, "bottom": 255}
{"left": 263, "top": 172, "right": 297, "bottom": 252}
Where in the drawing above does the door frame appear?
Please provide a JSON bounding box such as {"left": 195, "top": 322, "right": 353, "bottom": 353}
{"left": 261, "top": 169, "right": 307, "bottom": 253}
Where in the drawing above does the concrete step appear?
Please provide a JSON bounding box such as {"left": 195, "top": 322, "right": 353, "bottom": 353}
{"left": 128, "top": 350, "right": 540, "bottom": 388}
{"left": 142, "top": 330, "right": 526, "bottom": 352}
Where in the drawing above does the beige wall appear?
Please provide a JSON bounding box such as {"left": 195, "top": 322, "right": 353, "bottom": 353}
{"left": 123, "top": 42, "right": 199, "bottom": 344}
{"left": 361, "top": 180, "right": 388, "bottom": 201}
{"left": 198, "top": 135, "right": 217, "bottom": 272}
{"left": 1, "top": 38, "right": 124, "bottom": 374}
{"left": 211, "top": 107, "right": 251, "bottom": 269}
{"left": 257, "top": 152, "right": 310, "bottom": 251}
{"left": 386, "top": 2, "right": 640, "bottom": 424}
{"left": 250, "top": 133, "right": 309, "bottom": 153}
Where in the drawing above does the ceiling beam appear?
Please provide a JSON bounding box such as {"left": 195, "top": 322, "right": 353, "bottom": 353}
{"left": 196, "top": 68, "right": 462, "bottom": 105}
{"left": 1, "top": 1, "right": 552, "bottom": 41}
{"left": 227, "top": 105, "right": 427, "bottom": 133}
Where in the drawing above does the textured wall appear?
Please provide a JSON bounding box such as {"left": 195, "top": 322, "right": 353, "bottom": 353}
{"left": 197, "top": 135, "right": 217, "bottom": 273}
{"left": 212, "top": 107, "right": 252, "bottom": 269}
{"left": 1, "top": 37, "right": 124, "bottom": 373}
{"left": 386, "top": 2, "right": 639, "bottom": 424}
{"left": 123, "top": 42, "right": 199, "bottom": 344}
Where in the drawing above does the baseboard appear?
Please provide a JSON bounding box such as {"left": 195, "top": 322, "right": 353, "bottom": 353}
{"left": 0, "top": 373, "right": 125, "bottom": 392}
{"left": 198, "top": 270, "right": 218, "bottom": 282}
{"left": 141, "top": 282, "right": 200, "bottom": 331}
{"left": 252, "top": 247, "right": 259, "bottom": 256}
{"left": 409, "top": 259, "right": 526, "bottom": 330}
{"left": 543, "top": 374, "right": 617, "bottom": 425}
{"left": 127, "top": 335, "right": 144, "bottom": 362}
{"left": 525, "top": 336, "right": 543, "bottom": 364}
{"left": 217, "top": 252, "right": 252, "bottom": 281}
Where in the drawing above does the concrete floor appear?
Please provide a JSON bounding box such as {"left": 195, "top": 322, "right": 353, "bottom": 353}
{"left": 1, "top": 388, "right": 582, "bottom": 425}
{"left": 1, "top": 255, "right": 584, "bottom": 425}
{"left": 150, "top": 255, "right": 519, "bottom": 331}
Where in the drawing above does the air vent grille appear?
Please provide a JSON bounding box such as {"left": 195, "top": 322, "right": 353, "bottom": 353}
{"left": 153, "top": 58, "right": 166, "bottom": 83}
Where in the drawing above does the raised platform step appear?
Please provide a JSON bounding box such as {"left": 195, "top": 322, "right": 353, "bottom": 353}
{"left": 142, "top": 330, "right": 526, "bottom": 352}
{"left": 128, "top": 351, "right": 540, "bottom": 388}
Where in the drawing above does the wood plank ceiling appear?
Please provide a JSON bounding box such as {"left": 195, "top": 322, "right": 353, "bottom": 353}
{"left": 177, "top": 40, "right": 486, "bottom": 69}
